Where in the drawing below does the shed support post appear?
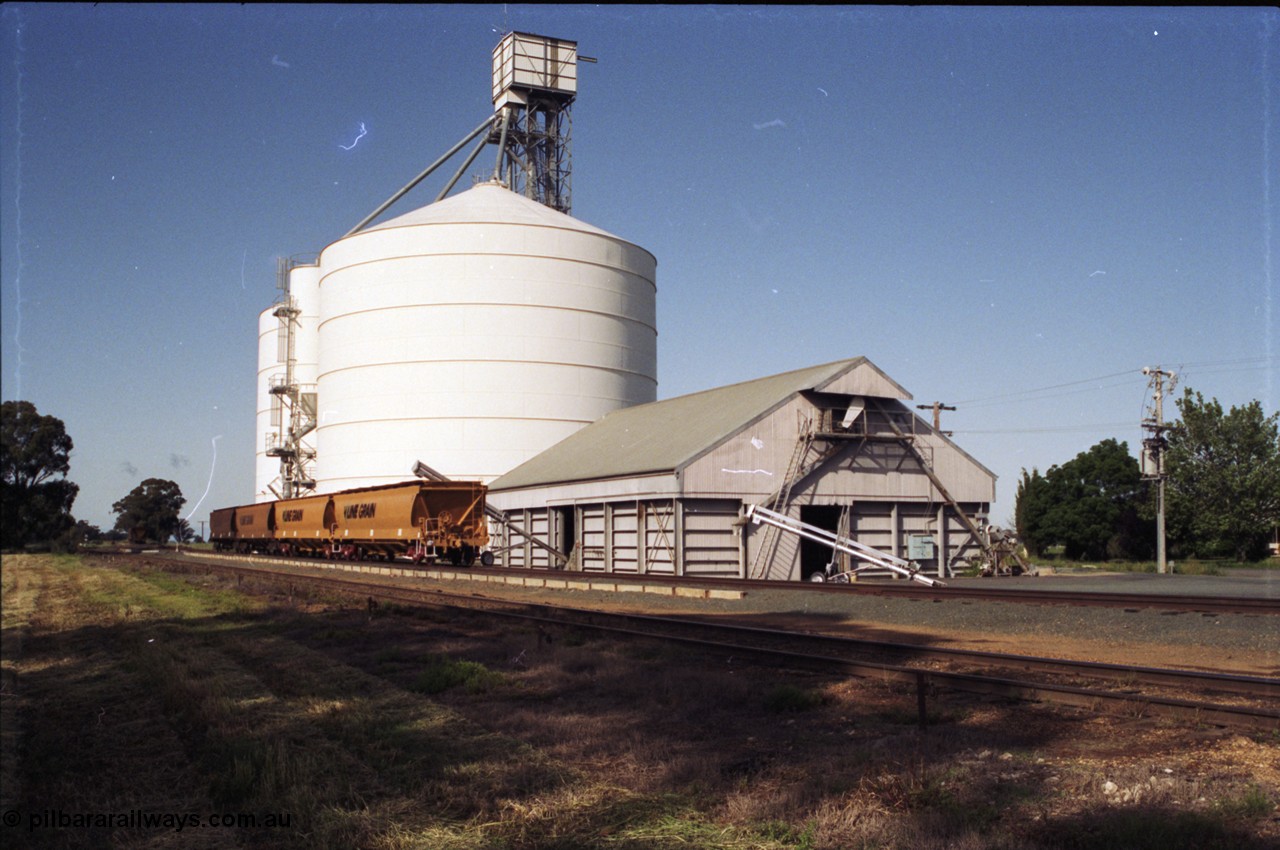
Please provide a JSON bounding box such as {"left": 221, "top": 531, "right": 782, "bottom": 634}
{"left": 523, "top": 508, "right": 532, "bottom": 568}
{"left": 674, "top": 500, "right": 685, "bottom": 577}
{"left": 604, "top": 502, "right": 614, "bottom": 573}
{"left": 937, "top": 505, "right": 948, "bottom": 579}
{"left": 891, "top": 503, "right": 900, "bottom": 560}
{"left": 637, "top": 501, "right": 648, "bottom": 576}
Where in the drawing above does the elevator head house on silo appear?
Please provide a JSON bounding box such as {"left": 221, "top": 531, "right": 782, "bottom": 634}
{"left": 255, "top": 32, "right": 655, "bottom": 503}
{"left": 485, "top": 358, "right": 998, "bottom": 582}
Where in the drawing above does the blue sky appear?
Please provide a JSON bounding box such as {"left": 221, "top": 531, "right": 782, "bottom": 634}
{"left": 2, "top": 5, "right": 1276, "bottom": 533}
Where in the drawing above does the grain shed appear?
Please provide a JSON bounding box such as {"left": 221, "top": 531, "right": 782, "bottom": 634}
{"left": 485, "top": 358, "right": 996, "bottom": 580}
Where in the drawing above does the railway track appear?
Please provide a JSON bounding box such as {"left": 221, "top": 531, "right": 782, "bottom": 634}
{"left": 156, "top": 548, "right": 1280, "bottom": 615}
{"left": 115, "top": 552, "right": 1280, "bottom": 733}
{"left": 486, "top": 569, "right": 1280, "bottom": 615}
{"left": 737, "top": 579, "right": 1280, "bottom": 615}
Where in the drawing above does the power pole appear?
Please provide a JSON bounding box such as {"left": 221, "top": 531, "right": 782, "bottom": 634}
{"left": 917, "top": 401, "right": 956, "bottom": 436}
{"left": 1141, "top": 367, "right": 1177, "bottom": 574}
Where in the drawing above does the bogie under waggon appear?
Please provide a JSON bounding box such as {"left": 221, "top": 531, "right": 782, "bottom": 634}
{"left": 208, "top": 480, "right": 491, "bottom": 565}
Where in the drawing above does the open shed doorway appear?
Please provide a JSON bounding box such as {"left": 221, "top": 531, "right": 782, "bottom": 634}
{"left": 799, "top": 505, "right": 842, "bottom": 580}
{"left": 555, "top": 507, "right": 577, "bottom": 559}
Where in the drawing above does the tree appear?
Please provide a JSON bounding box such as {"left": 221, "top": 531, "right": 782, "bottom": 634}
{"left": 72, "top": 520, "right": 103, "bottom": 543}
{"left": 1015, "top": 439, "right": 1152, "bottom": 561}
{"left": 55, "top": 519, "right": 104, "bottom": 553}
{"left": 1014, "top": 468, "right": 1052, "bottom": 557}
{"left": 1164, "top": 389, "right": 1280, "bottom": 561}
{"left": 174, "top": 518, "right": 196, "bottom": 544}
{"left": 112, "top": 479, "right": 186, "bottom": 544}
{"left": 1, "top": 400, "right": 79, "bottom": 549}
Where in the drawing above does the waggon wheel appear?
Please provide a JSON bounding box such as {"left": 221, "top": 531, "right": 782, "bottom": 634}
{"left": 480, "top": 550, "right": 495, "bottom": 567}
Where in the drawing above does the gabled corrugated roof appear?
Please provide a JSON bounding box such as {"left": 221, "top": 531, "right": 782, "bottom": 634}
{"left": 490, "top": 357, "right": 911, "bottom": 491}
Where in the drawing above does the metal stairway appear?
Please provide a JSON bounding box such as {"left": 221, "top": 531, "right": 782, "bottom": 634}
{"left": 748, "top": 424, "right": 811, "bottom": 578}
{"left": 748, "top": 416, "right": 846, "bottom": 579}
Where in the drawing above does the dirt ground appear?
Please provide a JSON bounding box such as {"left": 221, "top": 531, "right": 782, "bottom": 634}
{"left": 344, "top": 590, "right": 1280, "bottom": 848}
{"left": 354, "top": 571, "right": 1280, "bottom": 677}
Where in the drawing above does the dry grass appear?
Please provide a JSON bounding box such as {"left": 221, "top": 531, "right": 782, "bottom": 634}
{"left": 3, "top": 554, "right": 1276, "bottom": 850}
{"left": 1, "top": 555, "right": 44, "bottom": 815}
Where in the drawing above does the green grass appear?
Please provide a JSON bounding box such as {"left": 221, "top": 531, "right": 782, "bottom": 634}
{"left": 1215, "top": 784, "right": 1274, "bottom": 819}
{"left": 412, "top": 656, "right": 504, "bottom": 695}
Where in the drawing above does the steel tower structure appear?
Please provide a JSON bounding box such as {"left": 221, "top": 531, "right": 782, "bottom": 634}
{"left": 266, "top": 256, "right": 318, "bottom": 499}
{"left": 490, "top": 32, "right": 580, "bottom": 215}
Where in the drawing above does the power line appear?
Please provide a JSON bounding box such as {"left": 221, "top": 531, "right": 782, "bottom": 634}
{"left": 952, "top": 421, "right": 1135, "bottom": 435}
{"left": 1176, "top": 355, "right": 1279, "bottom": 370}
{"left": 952, "top": 370, "right": 1140, "bottom": 406}
{"left": 958, "top": 376, "right": 1145, "bottom": 410}
{"left": 950, "top": 355, "right": 1277, "bottom": 411}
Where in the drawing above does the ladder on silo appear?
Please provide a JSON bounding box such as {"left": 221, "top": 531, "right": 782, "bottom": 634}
{"left": 746, "top": 504, "right": 945, "bottom": 587}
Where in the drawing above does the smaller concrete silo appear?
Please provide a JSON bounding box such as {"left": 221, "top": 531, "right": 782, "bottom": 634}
{"left": 254, "top": 259, "right": 321, "bottom": 501}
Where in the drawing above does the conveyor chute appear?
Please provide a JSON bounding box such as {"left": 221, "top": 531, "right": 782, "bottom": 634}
{"left": 745, "top": 504, "right": 946, "bottom": 587}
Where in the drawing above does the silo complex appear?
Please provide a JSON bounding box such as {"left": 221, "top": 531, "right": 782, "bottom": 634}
{"left": 308, "top": 181, "right": 657, "bottom": 492}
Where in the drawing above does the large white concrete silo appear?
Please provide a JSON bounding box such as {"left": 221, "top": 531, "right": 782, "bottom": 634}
{"left": 312, "top": 180, "right": 657, "bottom": 491}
